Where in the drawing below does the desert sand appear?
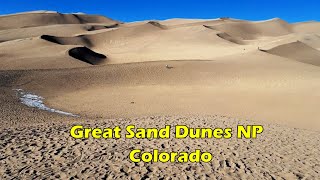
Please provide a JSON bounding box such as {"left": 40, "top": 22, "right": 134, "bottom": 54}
{"left": 0, "top": 11, "right": 320, "bottom": 179}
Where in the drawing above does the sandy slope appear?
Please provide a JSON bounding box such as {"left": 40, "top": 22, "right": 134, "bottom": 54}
{"left": 5, "top": 55, "right": 320, "bottom": 130}
{"left": 1, "top": 11, "right": 320, "bottom": 179}
{"left": 265, "top": 41, "right": 320, "bottom": 66}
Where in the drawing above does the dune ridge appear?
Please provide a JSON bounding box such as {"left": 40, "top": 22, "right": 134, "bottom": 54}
{"left": 0, "top": 12, "right": 120, "bottom": 30}
{"left": 1, "top": 12, "right": 319, "bottom": 69}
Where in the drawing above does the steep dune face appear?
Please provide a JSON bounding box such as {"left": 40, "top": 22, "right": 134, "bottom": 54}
{"left": 265, "top": 41, "right": 320, "bottom": 66}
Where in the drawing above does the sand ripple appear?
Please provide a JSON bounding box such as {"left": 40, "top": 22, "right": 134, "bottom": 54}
{"left": 0, "top": 115, "right": 319, "bottom": 179}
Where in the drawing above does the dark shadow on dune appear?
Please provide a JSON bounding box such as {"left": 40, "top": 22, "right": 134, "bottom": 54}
{"left": 219, "top": 17, "right": 231, "bottom": 20}
{"left": 258, "top": 48, "right": 268, "bottom": 52}
{"left": 203, "top": 25, "right": 246, "bottom": 45}
{"left": 41, "top": 34, "right": 93, "bottom": 47}
{"left": 75, "top": 35, "right": 93, "bottom": 47}
{"left": 72, "top": 14, "right": 85, "bottom": 24}
{"left": 68, "top": 47, "right": 106, "bottom": 65}
{"left": 261, "top": 41, "right": 320, "bottom": 66}
{"left": 40, "top": 35, "right": 62, "bottom": 44}
{"left": 147, "top": 21, "right": 168, "bottom": 29}
{"left": 105, "top": 23, "right": 120, "bottom": 28}
{"left": 86, "top": 25, "right": 105, "bottom": 31}
{"left": 216, "top": 33, "right": 245, "bottom": 45}
{"left": 86, "top": 24, "right": 119, "bottom": 31}
{"left": 203, "top": 25, "right": 214, "bottom": 30}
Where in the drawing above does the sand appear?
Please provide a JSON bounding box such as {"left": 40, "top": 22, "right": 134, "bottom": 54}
{"left": 0, "top": 11, "right": 320, "bottom": 179}
{"left": 1, "top": 116, "right": 319, "bottom": 179}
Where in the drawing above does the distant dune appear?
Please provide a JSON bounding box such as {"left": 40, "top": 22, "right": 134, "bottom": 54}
{"left": 0, "top": 11, "right": 120, "bottom": 30}
{"left": 1, "top": 13, "right": 319, "bottom": 70}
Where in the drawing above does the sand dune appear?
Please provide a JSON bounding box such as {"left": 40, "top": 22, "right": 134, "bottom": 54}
{"left": 0, "top": 24, "right": 116, "bottom": 43}
{"left": 40, "top": 34, "right": 94, "bottom": 46}
{"left": 0, "top": 12, "right": 120, "bottom": 30}
{"left": 2, "top": 14, "right": 318, "bottom": 69}
{"left": 161, "top": 18, "right": 246, "bottom": 28}
{"left": 204, "top": 18, "right": 292, "bottom": 40}
{"left": 293, "top": 21, "right": 320, "bottom": 33}
{"left": 264, "top": 41, "right": 320, "bottom": 66}
{"left": 0, "top": 38, "right": 92, "bottom": 70}
{"left": 299, "top": 34, "right": 320, "bottom": 49}
{"left": 0, "top": 11, "right": 320, "bottom": 179}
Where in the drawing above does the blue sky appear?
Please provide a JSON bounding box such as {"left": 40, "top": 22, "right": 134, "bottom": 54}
{"left": 1, "top": 0, "right": 319, "bottom": 23}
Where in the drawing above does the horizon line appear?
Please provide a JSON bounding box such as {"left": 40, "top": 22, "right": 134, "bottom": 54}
{"left": 0, "top": 10, "right": 319, "bottom": 24}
